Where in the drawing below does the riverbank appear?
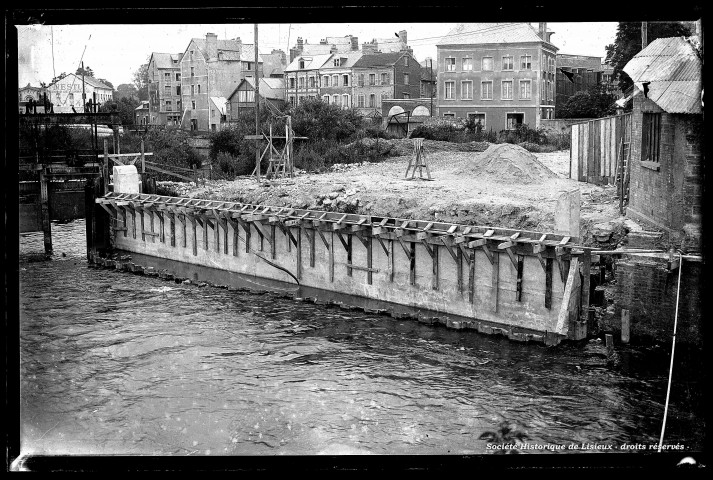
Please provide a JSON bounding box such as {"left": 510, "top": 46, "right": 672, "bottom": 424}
{"left": 161, "top": 141, "right": 623, "bottom": 246}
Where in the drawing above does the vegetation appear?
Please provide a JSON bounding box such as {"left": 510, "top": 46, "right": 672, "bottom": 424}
{"left": 555, "top": 84, "right": 618, "bottom": 119}
{"left": 605, "top": 21, "right": 692, "bottom": 95}
{"left": 132, "top": 61, "right": 150, "bottom": 101}
{"left": 100, "top": 97, "right": 141, "bottom": 126}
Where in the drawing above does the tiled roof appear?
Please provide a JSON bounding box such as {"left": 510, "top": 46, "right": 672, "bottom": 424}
{"left": 77, "top": 75, "right": 112, "bottom": 90}
{"left": 623, "top": 36, "right": 702, "bottom": 113}
{"left": 436, "top": 23, "right": 556, "bottom": 48}
{"left": 285, "top": 54, "right": 333, "bottom": 72}
{"left": 150, "top": 52, "right": 182, "bottom": 69}
{"left": 319, "top": 51, "right": 364, "bottom": 70}
{"left": 352, "top": 51, "right": 408, "bottom": 68}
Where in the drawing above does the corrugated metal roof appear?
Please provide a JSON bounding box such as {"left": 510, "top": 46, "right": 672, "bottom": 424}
{"left": 623, "top": 37, "right": 702, "bottom": 113}
{"left": 436, "top": 23, "right": 557, "bottom": 48}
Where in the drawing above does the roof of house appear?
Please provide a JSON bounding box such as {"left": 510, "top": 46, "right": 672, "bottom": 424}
{"left": 188, "top": 38, "right": 262, "bottom": 63}
{"left": 436, "top": 23, "right": 557, "bottom": 49}
{"left": 135, "top": 101, "right": 149, "bottom": 111}
{"left": 228, "top": 77, "right": 286, "bottom": 101}
{"left": 261, "top": 52, "right": 286, "bottom": 77}
{"left": 623, "top": 36, "right": 702, "bottom": 114}
{"left": 319, "top": 51, "right": 364, "bottom": 70}
{"left": 210, "top": 96, "right": 228, "bottom": 115}
{"left": 50, "top": 73, "right": 112, "bottom": 90}
{"left": 368, "top": 37, "right": 407, "bottom": 53}
{"left": 352, "top": 51, "right": 409, "bottom": 68}
{"left": 150, "top": 52, "right": 183, "bottom": 69}
{"left": 285, "top": 54, "right": 333, "bottom": 72}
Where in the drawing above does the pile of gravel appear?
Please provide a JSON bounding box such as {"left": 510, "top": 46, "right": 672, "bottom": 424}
{"left": 454, "top": 143, "right": 558, "bottom": 184}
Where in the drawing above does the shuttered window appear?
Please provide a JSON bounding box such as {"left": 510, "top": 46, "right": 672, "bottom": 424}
{"left": 642, "top": 113, "right": 661, "bottom": 163}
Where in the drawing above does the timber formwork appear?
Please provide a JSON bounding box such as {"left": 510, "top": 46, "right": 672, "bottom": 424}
{"left": 96, "top": 192, "right": 592, "bottom": 345}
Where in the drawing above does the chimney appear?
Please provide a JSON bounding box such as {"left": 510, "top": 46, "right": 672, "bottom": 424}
{"left": 206, "top": 32, "right": 218, "bottom": 60}
{"left": 538, "top": 23, "right": 547, "bottom": 41}
{"left": 297, "top": 37, "right": 304, "bottom": 50}
{"left": 330, "top": 44, "right": 338, "bottom": 54}
{"left": 398, "top": 30, "right": 407, "bottom": 46}
{"left": 350, "top": 36, "right": 359, "bottom": 51}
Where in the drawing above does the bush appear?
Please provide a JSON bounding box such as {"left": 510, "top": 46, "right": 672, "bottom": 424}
{"left": 214, "top": 152, "right": 255, "bottom": 179}
{"left": 291, "top": 99, "right": 364, "bottom": 142}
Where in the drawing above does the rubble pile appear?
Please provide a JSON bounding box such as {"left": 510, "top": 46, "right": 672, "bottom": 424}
{"left": 454, "top": 143, "right": 558, "bottom": 184}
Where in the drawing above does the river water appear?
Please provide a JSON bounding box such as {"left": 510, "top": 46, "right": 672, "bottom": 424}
{"left": 18, "top": 219, "right": 705, "bottom": 457}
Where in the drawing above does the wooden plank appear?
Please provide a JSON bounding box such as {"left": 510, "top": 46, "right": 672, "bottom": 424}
{"left": 468, "top": 250, "right": 475, "bottom": 304}
{"left": 367, "top": 236, "right": 373, "bottom": 285}
{"left": 516, "top": 254, "right": 524, "bottom": 302}
{"left": 170, "top": 212, "right": 176, "bottom": 246}
{"left": 457, "top": 245, "right": 463, "bottom": 295}
{"left": 389, "top": 239, "right": 395, "bottom": 282}
{"left": 581, "top": 249, "right": 591, "bottom": 323}
{"left": 140, "top": 209, "right": 146, "bottom": 242}
{"left": 432, "top": 243, "right": 439, "bottom": 290}
{"left": 492, "top": 251, "right": 499, "bottom": 312}
{"left": 545, "top": 257, "right": 553, "bottom": 309}
{"left": 296, "top": 227, "right": 302, "bottom": 280}
{"left": 329, "top": 231, "right": 335, "bottom": 283}
{"left": 468, "top": 239, "right": 487, "bottom": 248}
{"left": 191, "top": 215, "right": 197, "bottom": 256}
{"left": 409, "top": 241, "right": 416, "bottom": 286}
{"left": 271, "top": 224, "right": 276, "bottom": 259}
{"left": 347, "top": 234, "right": 352, "bottom": 277}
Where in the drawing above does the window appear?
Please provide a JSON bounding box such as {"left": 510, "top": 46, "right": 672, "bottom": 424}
{"left": 358, "top": 74, "right": 365, "bottom": 87}
{"left": 191, "top": 85, "right": 195, "bottom": 95}
{"left": 381, "top": 73, "right": 388, "bottom": 85}
{"left": 404, "top": 73, "right": 409, "bottom": 85}
{"left": 164, "top": 85, "right": 171, "bottom": 95}
{"left": 299, "top": 60, "right": 305, "bottom": 69}
{"left": 190, "top": 67, "right": 195, "bottom": 77}
{"left": 404, "top": 56, "right": 409, "bottom": 66}
{"left": 333, "top": 58, "right": 341, "bottom": 67}
{"left": 299, "top": 77, "right": 304, "bottom": 89}
{"left": 165, "top": 72, "right": 171, "bottom": 82}
{"left": 482, "top": 57, "right": 493, "bottom": 71}
{"left": 289, "top": 96, "right": 296, "bottom": 106}
{"left": 191, "top": 100, "right": 196, "bottom": 109}
{"left": 506, "top": 113, "right": 524, "bottom": 130}
{"left": 289, "top": 77, "right": 295, "bottom": 89}
{"left": 245, "top": 62, "right": 253, "bottom": 71}
{"left": 519, "top": 80, "right": 531, "bottom": 99}
{"left": 323, "top": 76, "right": 329, "bottom": 87}
{"left": 502, "top": 55, "right": 514, "bottom": 71}
{"left": 342, "top": 94, "right": 349, "bottom": 107}
{"left": 445, "top": 81, "right": 455, "bottom": 99}
{"left": 323, "top": 95, "right": 329, "bottom": 103}
{"left": 343, "top": 74, "right": 349, "bottom": 86}
{"left": 332, "top": 75, "right": 339, "bottom": 86}
{"left": 333, "top": 95, "right": 340, "bottom": 106}
{"left": 369, "top": 94, "right": 375, "bottom": 107}
{"left": 520, "top": 55, "right": 532, "bottom": 70}
{"left": 462, "top": 57, "right": 473, "bottom": 71}
{"left": 446, "top": 57, "right": 456, "bottom": 71}
{"left": 369, "top": 74, "right": 376, "bottom": 86}
{"left": 358, "top": 94, "right": 365, "bottom": 107}
{"left": 461, "top": 81, "right": 472, "bottom": 100}
{"left": 309, "top": 77, "right": 315, "bottom": 88}
{"left": 481, "top": 81, "right": 493, "bottom": 99}
{"left": 502, "top": 80, "right": 513, "bottom": 100}
{"left": 190, "top": 50, "right": 194, "bottom": 60}
{"left": 176, "top": 73, "right": 181, "bottom": 81}
{"left": 468, "top": 113, "right": 486, "bottom": 127}
{"left": 642, "top": 113, "right": 662, "bottom": 164}
{"left": 443, "top": 113, "right": 455, "bottom": 118}
{"left": 197, "top": 84, "right": 201, "bottom": 94}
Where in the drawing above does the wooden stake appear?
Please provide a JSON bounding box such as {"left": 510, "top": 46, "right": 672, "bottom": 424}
{"left": 516, "top": 254, "right": 524, "bottom": 302}
{"left": 492, "top": 252, "right": 500, "bottom": 312}
{"left": 39, "top": 168, "right": 52, "bottom": 254}
{"left": 329, "top": 231, "right": 335, "bottom": 282}
{"left": 367, "top": 235, "right": 373, "bottom": 285}
{"left": 545, "top": 257, "right": 553, "bottom": 309}
{"left": 271, "top": 224, "right": 277, "bottom": 259}
{"left": 191, "top": 215, "right": 197, "bottom": 256}
{"left": 468, "top": 250, "right": 475, "bottom": 304}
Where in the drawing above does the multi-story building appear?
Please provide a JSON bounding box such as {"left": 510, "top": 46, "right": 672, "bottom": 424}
{"left": 262, "top": 49, "right": 287, "bottom": 78}
{"left": 284, "top": 54, "right": 333, "bottom": 106}
{"left": 289, "top": 35, "right": 360, "bottom": 63}
{"left": 436, "top": 23, "right": 558, "bottom": 130}
{"left": 227, "top": 77, "right": 286, "bottom": 121}
{"left": 351, "top": 50, "right": 421, "bottom": 116}
{"left": 180, "top": 33, "right": 263, "bottom": 132}
{"left": 147, "top": 52, "right": 184, "bottom": 126}
{"left": 316, "top": 51, "right": 363, "bottom": 109}
{"left": 45, "top": 73, "right": 113, "bottom": 113}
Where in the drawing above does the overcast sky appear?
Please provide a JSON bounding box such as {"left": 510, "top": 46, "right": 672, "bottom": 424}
{"left": 16, "top": 22, "right": 619, "bottom": 88}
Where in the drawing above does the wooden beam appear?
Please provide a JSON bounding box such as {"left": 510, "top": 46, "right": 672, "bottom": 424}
{"left": 170, "top": 212, "right": 176, "bottom": 247}
{"left": 140, "top": 209, "right": 145, "bottom": 242}
{"left": 468, "top": 239, "right": 487, "bottom": 248}
{"left": 190, "top": 215, "right": 197, "bottom": 256}
{"left": 468, "top": 250, "right": 475, "bottom": 304}
{"left": 440, "top": 237, "right": 459, "bottom": 264}
{"left": 492, "top": 252, "right": 500, "bottom": 312}
{"left": 481, "top": 242, "right": 494, "bottom": 265}
{"left": 516, "top": 254, "right": 524, "bottom": 302}
{"left": 409, "top": 241, "right": 416, "bottom": 286}
{"left": 367, "top": 236, "right": 373, "bottom": 285}
{"left": 457, "top": 245, "right": 463, "bottom": 295}
{"left": 329, "top": 231, "right": 335, "bottom": 283}
{"left": 432, "top": 243, "right": 439, "bottom": 290}
{"left": 347, "top": 234, "right": 352, "bottom": 277}
{"left": 296, "top": 227, "right": 302, "bottom": 280}
{"left": 545, "top": 257, "right": 553, "bottom": 309}
{"left": 376, "top": 234, "right": 389, "bottom": 256}
{"left": 389, "top": 239, "right": 395, "bottom": 282}
{"left": 420, "top": 239, "right": 434, "bottom": 258}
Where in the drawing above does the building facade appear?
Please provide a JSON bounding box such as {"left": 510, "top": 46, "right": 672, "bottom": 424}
{"left": 284, "top": 54, "right": 333, "bottom": 107}
{"left": 180, "top": 33, "right": 263, "bottom": 132}
{"left": 46, "top": 74, "right": 113, "bottom": 113}
{"left": 436, "top": 23, "right": 558, "bottom": 130}
{"left": 135, "top": 101, "right": 150, "bottom": 125}
{"left": 227, "top": 77, "right": 286, "bottom": 121}
{"left": 351, "top": 51, "right": 422, "bottom": 117}
{"left": 316, "top": 51, "right": 363, "bottom": 109}
{"left": 148, "top": 52, "right": 184, "bottom": 126}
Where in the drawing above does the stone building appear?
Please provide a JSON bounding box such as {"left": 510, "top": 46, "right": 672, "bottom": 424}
{"left": 436, "top": 23, "right": 558, "bottom": 129}
{"left": 46, "top": 74, "right": 113, "bottom": 113}
{"left": 180, "top": 33, "right": 263, "bottom": 132}
{"left": 147, "top": 52, "right": 184, "bottom": 126}
{"left": 284, "top": 54, "right": 333, "bottom": 106}
{"left": 316, "top": 51, "right": 364, "bottom": 109}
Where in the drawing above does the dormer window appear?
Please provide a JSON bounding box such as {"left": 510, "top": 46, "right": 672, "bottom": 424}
{"left": 299, "top": 60, "right": 305, "bottom": 69}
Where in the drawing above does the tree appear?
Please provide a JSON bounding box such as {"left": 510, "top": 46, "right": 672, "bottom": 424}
{"left": 76, "top": 65, "right": 95, "bottom": 78}
{"left": 605, "top": 22, "right": 692, "bottom": 94}
{"left": 132, "top": 61, "right": 149, "bottom": 101}
{"left": 100, "top": 96, "right": 140, "bottom": 126}
{"left": 43, "top": 72, "right": 68, "bottom": 87}
{"left": 97, "top": 78, "right": 114, "bottom": 90}
{"left": 556, "top": 84, "right": 618, "bottom": 119}
{"left": 115, "top": 83, "right": 139, "bottom": 101}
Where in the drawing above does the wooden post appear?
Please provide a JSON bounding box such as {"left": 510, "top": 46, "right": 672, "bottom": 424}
{"left": 122, "top": 208, "right": 127, "bottom": 237}
{"left": 39, "top": 168, "right": 52, "bottom": 254}
{"left": 432, "top": 244, "right": 439, "bottom": 290}
{"left": 367, "top": 236, "right": 373, "bottom": 285}
{"left": 223, "top": 219, "right": 228, "bottom": 254}
{"left": 215, "top": 215, "right": 220, "bottom": 252}
{"left": 621, "top": 309, "right": 630, "bottom": 344}
{"left": 457, "top": 247, "right": 463, "bottom": 295}
{"left": 347, "top": 234, "right": 353, "bottom": 277}
{"left": 329, "top": 231, "right": 335, "bottom": 282}
{"left": 84, "top": 179, "right": 94, "bottom": 259}
{"left": 181, "top": 214, "right": 187, "bottom": 248}
{"left": 492, "top": 252, "right": 500, "bottom": 312}
{"left": 516, "top": 254, "right": 524, "bottom": 302}
{"left": 191, "top": 216, "right": 197, "bottom": 256}
{"left": 170, "top": 212, "right": 176, "bottom": 246}
{"left": 244, "top": 222, "right": 251, "bottom": 253}
{"left": 140, "top": 139, "right": 145, "bottom": 174}
{"left": 103, "top": 138, "right": 109, "bottom": 195}
{"left": 232, "top": 219, "right": 239, "bottom": 256}
{"left": 581, "top": 250, "right": 592, "bottom": 324}
{"left": 131, "top": 206, "right": 137, "bottom": 239}
{"left": 296, "top": 227, "right": 302, "bottom": 280}
{"left": 140, "top": 208, "right": 146, "bottom": 242}
{"left": 203, "top": 217, "right": 209, "bottom": 251}
{"left": 271, "top": 224, "right": 276, "bottom": 259}
{"left": 545, "top": 257, "right": 553, "bottom": 309}
{"left": 468, "top": 250, "right": 475, "bottom": 304}
{"left": 254, "top": 23, "right": 261, "bottom": 183}
{"left": 149, "top": 210, "right": 155, "bottom": 243}
{"left": 409, "top": 241, "right": 416, "bottom": 286}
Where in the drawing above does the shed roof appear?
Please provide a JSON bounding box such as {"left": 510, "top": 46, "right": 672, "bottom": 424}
{"left": 623, "top": 36, "right": 702, "bottom": 113}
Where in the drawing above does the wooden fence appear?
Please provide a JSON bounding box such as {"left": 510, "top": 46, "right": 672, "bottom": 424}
{"left": 570, "top": 113, "right": 632, "bottom": 185}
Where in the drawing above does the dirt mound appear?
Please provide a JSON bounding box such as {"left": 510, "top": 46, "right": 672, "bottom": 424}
{"left": 455, "top": 143, "right": 558, "bottom": 184}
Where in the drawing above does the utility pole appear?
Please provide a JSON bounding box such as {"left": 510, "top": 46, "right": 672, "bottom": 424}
{"left": 255, "top": 23, "right": 261, "bottom": 182}
{"left": 81, "top": 61, "right": 86, "bottom": 113}
{"left": 430, "top": 58, "right": 433, "bottom": 117}
{"left": 642, "top": 22, "right": 648, "bottom": 49}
